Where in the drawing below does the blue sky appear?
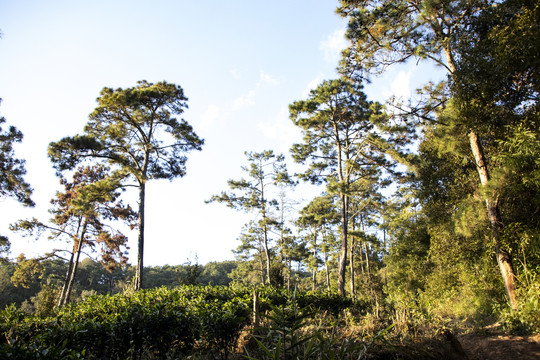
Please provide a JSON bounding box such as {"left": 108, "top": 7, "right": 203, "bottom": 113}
{"left": 0, "top": 1, "right": 443, "bottom": 266}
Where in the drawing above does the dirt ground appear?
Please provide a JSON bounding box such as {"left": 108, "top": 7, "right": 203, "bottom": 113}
{"left": 457, "top": 333, "right": 540, "bottom": 360}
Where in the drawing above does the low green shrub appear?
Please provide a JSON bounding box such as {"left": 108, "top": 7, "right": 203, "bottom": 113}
{"left": 499, "top": 275, "right": 540, "bottom": 334}
{"left": 0, "top": 285, "right": 365, "bottom": 359}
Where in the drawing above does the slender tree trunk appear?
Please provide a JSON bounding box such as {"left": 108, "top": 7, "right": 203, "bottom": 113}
{"left": 260, "top": 180, "right": 272, "bottom": 285}
{"left": 279, "top": 196, "right": 285, "bottom": 264}
{"left": 350, "top": 235, "right": 355, "bottom": 297}
{"left": 382, "top": 228, "right": 386, "bottom": 253}
{"left": 332, "top": 118, "right": 350, "bottom": 296}
{"left": 58, "top": 242, "right": 77, "bottom": 307}
{"left": 360, "top": 214, "right": 371, "bottom": 281}
{"left": 287, "top": 258, "right": 291, "bottom": 292}
{"left": 65, "top": 225, "right": 86, "bottom": 304}
{"left": 258, "top": 251, "right": 265, "bottom": 285}
{"left": 360, "top": 213, "right": 375, "bottom": 304}
{"left": 135, "top": 149, "right": 151, "bottom": 291}
{"left": 325, "top": 255, "right": 331, "bottom": 293}
{"left": 262, "top": 224, "right": 271, "bottom": 285}
{"left": 58, "top": 222, "right": 87, "bottom": 307}
{"left": 363, "top": 243, "right": 371, "bottom": 281}
{"left": 441, "top": 46, "right": 518, "bottom": 307}
{"left": 312, "top": 232, "right": 318, "bottom": 291}
{"left": 322, "top": 232, "right": 331, "bottom": 293}
{"left": 359, "top": 246, "right": 365, "bottom": 275}
{"left": 337, "top": 193, "right": 348, "bottom": 296}
{"left": 468, "top": 130, "right": 517, "bottom": 307}
{"left": 364, "top": 241, "right": 376, "bottom": 304}
{"left": 253, "top": 290, "right": 260, "bottom": 328}
{"left": 135, "top": 180, "right": 146, "bottom": 290}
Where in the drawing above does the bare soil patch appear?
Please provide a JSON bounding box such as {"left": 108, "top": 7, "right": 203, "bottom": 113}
{"left": 458, "top": 333, "right": 540, "bottom": 360}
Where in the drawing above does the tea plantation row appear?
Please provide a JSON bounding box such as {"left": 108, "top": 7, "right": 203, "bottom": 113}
{"left": 0, "top": 285, "right": 365, "bottom": 359}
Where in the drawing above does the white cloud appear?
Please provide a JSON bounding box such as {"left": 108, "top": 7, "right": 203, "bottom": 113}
{"left": 231, "top": 71, "right": 278, "bottom": 111}
{"left": 200, "top": 104, "right": 223, "bottom": 130}
{"left": 200, "top": 74, "right": 263, "bottom": 131}
{"left": 384, "top": 70, "right": 413, "bottom": 99}
{"left": 320, "top": 29, "right": 348, "bottom": 63}
{"left": 258, "top": 106, "right": 302, "bottom": 154}
{"left": 232, "top": 89, "right": 256, "bottom": 110}
{"left": 258, "top": 71, "right": 278, "bottom": 86}
{"left": 200, "top": 71, "right": 278, "bottom": 132}
{"left": 229, "top": 68, "right": 241, "bottom": 79}
{"left": 302, "top": 75, "right": 324, "bottom": 98}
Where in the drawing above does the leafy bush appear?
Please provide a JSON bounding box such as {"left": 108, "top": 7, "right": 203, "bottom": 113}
{"left": 0, "top": 285, "right": 365, "bottom": 359}
{"left": 245, "top": 297, "right": 395, "bottom": 360}
{"left": 499, "top": 274, "right": 540, "bottom": 334}
{"left": 0, "top": 286, "right": 247, "bottom": 359}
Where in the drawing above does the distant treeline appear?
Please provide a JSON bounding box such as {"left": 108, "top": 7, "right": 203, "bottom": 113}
{"left": 0, "top": 257, "right": 283, "bottom": 311}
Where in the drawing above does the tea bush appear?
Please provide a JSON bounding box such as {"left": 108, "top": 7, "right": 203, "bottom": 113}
{"left": 0, "top": 285, "right": 367, "bottom": 359}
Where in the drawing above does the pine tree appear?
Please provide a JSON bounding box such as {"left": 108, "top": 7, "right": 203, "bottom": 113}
{"left": 49, "top": 81, "right": 203, "bottom": 290}
{"left": 290, "top": 78, "right": 390, "bottom": 295}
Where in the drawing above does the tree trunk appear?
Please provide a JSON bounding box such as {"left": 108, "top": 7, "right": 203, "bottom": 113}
{"left": 258, "top": 252, "right": 265, "bottom": 285}
{"left": 260, "top": 180, "right": 272, "bottom": 285}
{"left": 363, "top": 242, "right": 371, "bottom": 281}
{"left": 468, "top": 130, "right": 517, "bottom": 308}
{"left": 325, "top": 256, "right": 331, "bottom": 293}
{"left": 287, "top": 258, "right": 291, "bottom": 292}
{"left": 441, "top": 46, "right": 518, "bottom": 308}
{"left": 337, "top": 193, "right": 348, "bottom": 296}
{"left": 253, "top": 290, "right": 260, "bottom": 328}
{"left": 134, "top": 149, "right": 151, "bottom": 291}
{"left": 279, "top": 196, "right": 285, "bottom": 264}
{"left": 322, "top": 229, "right": 330, "bottom": 292}
{"left": 359, "top": 246, "right": 365, "bottom": 275}
{"left": 135, "top": 180, "right": 146, "bottom": 290}
{"left": 322, "top": 230, "right": 331, "bottom": 292}
{"left": 350, "top": 235, "right": 356, "bottom": 297}
{"left": 312, "top": 233, "right": 318, "bottom": 291}
{"left": 58, "top": 242, "right": 77, "bottom": 307}
{"left": 65, "top": 225, "right": 86, "bottom": 304}
{"left": 360, "top": 214, "right": 371, "bottom": 283}
{"left": 263, "top": 224, "right": 271, "bottom": 285}
{"left": 58, "top": 222, "right": 87, "bottom": 307}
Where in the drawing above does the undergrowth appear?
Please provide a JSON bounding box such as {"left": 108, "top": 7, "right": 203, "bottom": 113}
{"left": 0, "top": 285, "right": 367, "bottom": 359}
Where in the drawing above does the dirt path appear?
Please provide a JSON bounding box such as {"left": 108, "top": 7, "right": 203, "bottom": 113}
{"left": 458, "top": 333, "right": 540, "bottom": 360}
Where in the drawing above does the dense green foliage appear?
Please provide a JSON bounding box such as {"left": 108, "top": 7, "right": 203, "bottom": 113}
{"left": 0, "top": 100, "right": 33, "bottom": 208}
{"left": 336, "top": 0, "right": 539, "bottom": 332}
{"left": 0, "top": 99, "right": 34, "bottom": 260}
{"left": 0, "top": 258, "right": 244, "bottom": 310}
{"left": 0, "top": 285, "right": 367, "bottom": 359}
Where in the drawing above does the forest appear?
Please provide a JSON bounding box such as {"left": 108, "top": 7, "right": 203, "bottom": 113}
{"left": 0, "top": 0, "right": 539, "bottom": 358}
